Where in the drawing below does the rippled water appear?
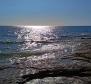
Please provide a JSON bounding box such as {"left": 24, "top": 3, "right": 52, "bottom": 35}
{"left": 0, "top": 26, "right": 91, "bottom": 84}
{"left": 0, "top": 26, "right": 91, "bottom": 59}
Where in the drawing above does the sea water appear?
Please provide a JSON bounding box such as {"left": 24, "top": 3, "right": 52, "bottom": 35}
{"left": 0, "top": 26, "right": 91, "bottom": 83}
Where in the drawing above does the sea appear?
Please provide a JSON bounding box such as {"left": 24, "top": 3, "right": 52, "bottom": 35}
{"left": 0, "top": 26, "right": 91, "bottom": 84}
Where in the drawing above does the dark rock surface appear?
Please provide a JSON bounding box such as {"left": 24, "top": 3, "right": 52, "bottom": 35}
{"left": 0, "top": 39, "right": 91, "bottom": 84}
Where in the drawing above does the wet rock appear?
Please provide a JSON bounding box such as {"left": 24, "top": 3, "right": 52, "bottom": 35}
{"left": 0, "top": 39, "right": 91, "bottom": 84}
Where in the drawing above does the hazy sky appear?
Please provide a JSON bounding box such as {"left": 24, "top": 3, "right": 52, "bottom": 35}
{"left": 0, "top": 0, "right": 91, "bottom": 26}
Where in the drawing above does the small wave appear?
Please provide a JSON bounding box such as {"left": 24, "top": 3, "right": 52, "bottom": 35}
{"left": 0, "top": 40, "right": 29, "bottom": 44}
{"left": 0, "top": 40, "right": 67, "bottom": 45}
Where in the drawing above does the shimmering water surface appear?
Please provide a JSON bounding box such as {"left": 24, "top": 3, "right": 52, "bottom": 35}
{"left": 0, "top": 26, "right": 90, "bottom": 62}
{"left": 0, "top": 26, "right": 91, "bottom": 59}
{"left": 0, "top": 26, "right": 91, "bottom": 84}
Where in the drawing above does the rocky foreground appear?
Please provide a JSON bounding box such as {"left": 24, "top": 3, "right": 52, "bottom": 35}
{"left": 0, "top": 39, "right": 91, "bottom": 84}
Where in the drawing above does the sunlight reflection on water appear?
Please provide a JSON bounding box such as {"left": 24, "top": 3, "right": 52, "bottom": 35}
{"left": 7, "top": 26, "right": 80, "bottom": 66}
{"left": 15, "top": 26, "right": 57, "bottom": 52}
{"left": 0, "top": 26, "right": 91, "bottom": 84}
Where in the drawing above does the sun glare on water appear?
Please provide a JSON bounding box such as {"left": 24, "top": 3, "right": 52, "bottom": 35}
{"left": 17, "top": 25, "right": 51, "bottom": 29}
{"left": 15, "top": 25, "right": 55, "bottom": 42}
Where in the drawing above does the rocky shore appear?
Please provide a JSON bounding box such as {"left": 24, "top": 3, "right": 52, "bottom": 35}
{"left": 0, "top": 39, "right": 91, "bottom": 84}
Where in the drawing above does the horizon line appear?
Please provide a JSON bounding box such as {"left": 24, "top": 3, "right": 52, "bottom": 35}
{"left": 0, "top": 25, "right": 91, "bottom": 27}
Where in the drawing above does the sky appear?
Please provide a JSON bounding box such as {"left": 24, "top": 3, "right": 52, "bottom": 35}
{"left": 0, "top": 0, "right": 91, "bottom": 26}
